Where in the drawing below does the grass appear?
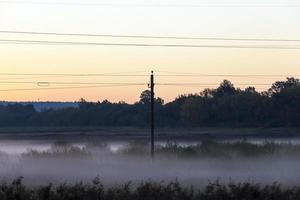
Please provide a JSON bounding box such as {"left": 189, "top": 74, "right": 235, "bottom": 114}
{"left": 120, "top": 140, "right": 300, "bottom": 158}
{"left": 0, "top": 127, "right": 299, "bottom": 140}
{"left": 0, "top": 177, "right": 300, "bottom": 200}
{"left": 22, "top": 142, "right": 91, "bottom": 158}
{"left": 20, "top": 139, "right": 300, "bottom": 159}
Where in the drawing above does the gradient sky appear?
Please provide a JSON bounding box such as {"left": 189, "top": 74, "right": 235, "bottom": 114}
{"left": 1, "top": 0, "right": 300, "bottom": 103}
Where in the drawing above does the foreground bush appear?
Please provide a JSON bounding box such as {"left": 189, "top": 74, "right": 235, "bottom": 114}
{"left": 1, "top": 177, "right": 300, "bottom": 200}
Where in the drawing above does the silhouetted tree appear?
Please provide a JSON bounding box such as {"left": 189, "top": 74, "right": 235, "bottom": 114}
{"left": 214, "top": 80, "right": 236, "bottom": 97}
{"left": 269, "top": 77, "right": 300, "bottom": 95}
{"left": 139, "top": 90, "right": 151, "bottom": 105}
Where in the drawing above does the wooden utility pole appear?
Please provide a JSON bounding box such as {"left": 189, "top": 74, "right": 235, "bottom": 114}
{"left": 150, "top": 71, "right": 155, "bottom": 158}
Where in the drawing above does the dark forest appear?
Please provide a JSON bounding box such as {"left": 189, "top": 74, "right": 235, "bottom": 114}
{"left": 1, "top": 77, "right": 299, "bottom": 127}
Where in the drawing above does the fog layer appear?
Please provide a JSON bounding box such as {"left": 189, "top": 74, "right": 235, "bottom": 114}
{"left": 0, "top": 150, "right": 299, "bottom": 187}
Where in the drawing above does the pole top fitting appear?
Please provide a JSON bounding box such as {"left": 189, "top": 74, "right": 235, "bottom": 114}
{"left": 151, "top": 70, "right": 154, "bottom": 75}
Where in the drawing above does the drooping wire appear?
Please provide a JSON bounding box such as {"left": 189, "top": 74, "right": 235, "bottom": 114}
{"left": 0, "top": 72, "right": 149, "bottom": 77}
{"left": 0, "top": 81, "right": 147, "bottom": 85}
{"left": 1, "top": 30, "right": 300, "bottom": 42}
{"left": 0, "top": 83, "right": 146, "bottom": 92}
{"left": 1, "top": 1, "right": 300, "bottom": 8}
{"left": 0, "top": 72, "right": 298, "bottom": 78}
{"left": 1, "top": 39, "right": 300, "bottom": 49}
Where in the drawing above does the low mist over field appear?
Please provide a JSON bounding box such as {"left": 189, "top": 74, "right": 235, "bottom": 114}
{"left": 0, "top": 137, "right": 300, "bottom": 187}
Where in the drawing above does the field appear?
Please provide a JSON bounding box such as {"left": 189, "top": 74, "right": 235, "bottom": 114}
{"left": 0, "top": 127, "right": 299, "bottom": 138}
{"left": 0, "top": 127, "right": 300, "bottom": 199}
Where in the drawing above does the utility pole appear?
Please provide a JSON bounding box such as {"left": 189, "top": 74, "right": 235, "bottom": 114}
{"left": 150, "top": 70, "right": 155, "bottom": 158}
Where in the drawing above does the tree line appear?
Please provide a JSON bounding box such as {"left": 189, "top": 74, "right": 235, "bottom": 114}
{"left": 0, "top": 77, "right": 300, "bottom": 127}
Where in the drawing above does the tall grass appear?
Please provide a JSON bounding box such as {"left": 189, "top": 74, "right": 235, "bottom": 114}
{"left": 20, "top": 140, "right": 300, "bottom": 158}
{"left": 121, "top": 140, "right": 300, "bottom": 158}
{"left": 1, "top": 177, "right": 300, "bottom": 200}
{"left": 23, "top": 142, "right": 91, "bottom": 158}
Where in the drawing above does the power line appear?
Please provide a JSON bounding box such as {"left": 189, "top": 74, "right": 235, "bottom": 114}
{"left": 1, "top": 30, "right": 300, "bottom": 42}
{"left": 0, "top": 71, "right": 149, "bottom": 81}
{"left": 0, "top": 75, "right": 73, "bottom": 80}
{"left": 0, "top": 72, "right": 150, "bottom": 80}
{"left": 155, "top": 71, "right": 300, "bottom": 77}
{"left": 0, "top": 73, "right": 298, "bottom": 78}
{"left": 155, "top": 71, "right": 300, "bottom": 78}
{"left": 155, "top": 74, "right": 300, "bottom": 78}
{"left": 157, "top": 84, "right": 270, "bottom": 89}
{"left": 1, "top": 1, "right": 300, "bottom": 7}
{"left": 0, "top": 72, "right": 149, "bottom": 77}
{"left": 1, "top": 39, "right": 300, "bottom": 49}
{"left": 0, "top": 71, "right": 293, "bottom": 93}
{"left": 0, "top": 83, "right": 274, "bottom": 92}
{"left": 0, "top": 81, "right": 147, "bottom": 85}
{"left": 156, "top": 83, "right": 272, "bottom": 86}
{"left": 0, "top": 81, "right": 275, "bottom": 86}
{"left": 0, "top": 83, "right": 145, "bottom": 92}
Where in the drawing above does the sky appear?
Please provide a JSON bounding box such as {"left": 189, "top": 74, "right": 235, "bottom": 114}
{"left": 1, "top": 0, "right": 300, "bottom": 103}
